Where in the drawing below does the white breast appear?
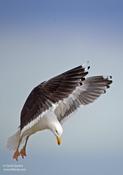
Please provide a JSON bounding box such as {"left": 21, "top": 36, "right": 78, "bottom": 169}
{"left": 20, "top": 109, "right": 58, "bottom": 137}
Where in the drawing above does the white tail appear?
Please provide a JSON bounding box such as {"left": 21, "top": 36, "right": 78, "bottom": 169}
{"left": 6, "top": 129, "right": 20, "bottom": 151}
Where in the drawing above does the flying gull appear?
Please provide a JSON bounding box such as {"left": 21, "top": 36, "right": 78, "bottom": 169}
{"left": 7, "top": 64, "right": 112, "bottom": 160}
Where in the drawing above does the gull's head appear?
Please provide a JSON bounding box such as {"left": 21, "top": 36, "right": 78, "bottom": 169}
{"left": 50, "top": 121, "right": 63, "bottom": 145}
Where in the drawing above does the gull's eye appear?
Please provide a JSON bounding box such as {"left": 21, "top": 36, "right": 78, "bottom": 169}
{"left": 55, "top": 129, "right": 58, "bottom": 135}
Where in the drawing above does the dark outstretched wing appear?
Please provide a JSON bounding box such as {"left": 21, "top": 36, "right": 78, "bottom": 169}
{"left": 55, "top": 76, "right": 112, "bottom": 124}
{"left": 20, "top": 65, "right": 89, "bottom": 130}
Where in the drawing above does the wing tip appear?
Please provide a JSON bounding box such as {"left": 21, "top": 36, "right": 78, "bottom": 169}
{"left": 82, "top": 60, "right": 90, "bottom": 71}
{"left": 102, "top": 75, "right": 113, "bottom": 91}
{"left": 103, "top": 75, "right": 113, "bottom": 84}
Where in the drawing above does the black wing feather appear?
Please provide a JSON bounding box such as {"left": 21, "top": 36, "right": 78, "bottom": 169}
{"left": 20, "top": 65, "right": 88, "bottom": 129}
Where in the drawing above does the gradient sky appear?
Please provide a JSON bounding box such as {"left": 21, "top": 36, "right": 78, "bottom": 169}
{"left": 0, "top": 0, "right": 123, "bottom": 175}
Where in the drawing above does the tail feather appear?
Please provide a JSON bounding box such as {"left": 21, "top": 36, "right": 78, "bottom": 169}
{"left": 6, "top": 129, "right": 20, "bottom": 151}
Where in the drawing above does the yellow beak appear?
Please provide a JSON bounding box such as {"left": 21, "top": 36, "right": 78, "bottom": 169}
{"left": 56, "top": 136, "right": 62, "bottom": 145}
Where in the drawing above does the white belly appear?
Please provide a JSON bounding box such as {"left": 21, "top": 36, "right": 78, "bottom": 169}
{"left": 21, "top": 110, "right": 56, "bottom": 137}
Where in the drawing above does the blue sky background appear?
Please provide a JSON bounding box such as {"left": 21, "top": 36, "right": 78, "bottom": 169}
{"left": 0, "top": 0, "right": 123, "bottom": 175}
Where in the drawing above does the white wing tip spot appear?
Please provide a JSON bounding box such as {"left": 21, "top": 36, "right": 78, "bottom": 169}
{"left": 82, "top": 61, "right": 90, "bottom": 71}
